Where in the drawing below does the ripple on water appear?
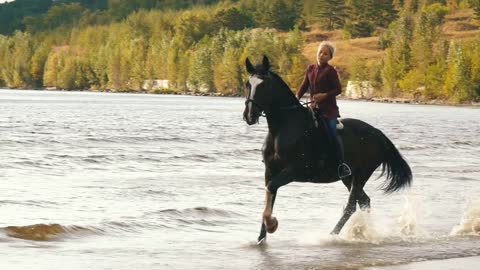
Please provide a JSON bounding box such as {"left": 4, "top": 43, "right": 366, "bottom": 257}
{"left": 1, "top": 224, "right": 104, "bottom": 241}
{"left": 170, "top": 154, "right": 216, "bottom": 162}
{"left": 0, "top": 200, "right": 60, "bottom": 208}
{"left": 144, "top": 207, "right": 245, "bottom": 231}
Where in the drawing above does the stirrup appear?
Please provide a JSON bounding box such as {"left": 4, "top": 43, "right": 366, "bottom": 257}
{"left": 338, "top": 163, "right": 351, "bottom": 178}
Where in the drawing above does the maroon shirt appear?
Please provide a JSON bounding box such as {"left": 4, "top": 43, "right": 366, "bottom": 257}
{"left": 297, "top": 63, "right": 342, "bottom": 119}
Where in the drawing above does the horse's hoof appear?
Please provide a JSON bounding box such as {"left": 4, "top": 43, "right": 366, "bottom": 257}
{"left": 330, "top": 228, "right": 341, "bottom": 235}
{"left": 257, "top": 237, "right": 266, "bottom": 245}
{"left": 266, "top": 217, "right": 278, "bottom": 234}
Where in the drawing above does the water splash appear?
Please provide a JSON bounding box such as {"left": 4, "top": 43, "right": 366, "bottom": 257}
{"left": 342, "top": 210, "right": 382, "bottom": 243}
{"left": 451, "top": 199, "right": 480, "bottom": 236}
{"left": 397, "top": 196, "right": 420, "bottom": 236}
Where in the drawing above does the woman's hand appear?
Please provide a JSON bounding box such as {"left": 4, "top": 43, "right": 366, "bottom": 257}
{"left": 313, "top": 93, "right": 328, "bottom": 103}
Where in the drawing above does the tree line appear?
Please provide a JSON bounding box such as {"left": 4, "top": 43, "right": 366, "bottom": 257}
{"left": 0, "top": 0, "right": 479, "bottom": 102}
{"left": 0, "top": 2, "right": 306, "bottom": 95}
{"left": 351, "top": 1, "right": 480, "bottom": 103}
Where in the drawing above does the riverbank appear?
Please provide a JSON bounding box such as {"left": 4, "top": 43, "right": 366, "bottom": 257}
{"left": 2, "top": 88, "right": 478, "bottom": 106}
{"left": 338, "top": 96, "right": 480, "bottom": 107}
{"left": 1, "top": 87, "right": 242, "bottom": 97}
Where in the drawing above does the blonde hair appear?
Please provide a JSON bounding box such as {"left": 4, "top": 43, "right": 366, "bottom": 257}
{"left": 317, "top": 41, "right": 336, "bottom": 58}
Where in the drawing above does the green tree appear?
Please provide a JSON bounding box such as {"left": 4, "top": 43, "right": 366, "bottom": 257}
{"left": 400, "top": 3, "right": 448, "bottom": 97}
{"left": 344, "top": 0, "right": 396, "bottom": 37}
{"left": 252, "top": 0, "right": 302, "bottom": 30}
{"left": 0, "top": 0, "right": 52, "bottom": 35}
{"left": 214, "top": 6, "right": 254, "bottom": 30}
{"left": 443, "top": 42, "right": 474, "bottom": 102}
{"left": 285, "top": 54, "right": 307, "bottom": 91}
{"left": 214, "top": 47, "right": 243, "bottom": 94}
{"left": 316, "top": 0, "right": 347, "bottom": 31}
{"left": 57, "top": 53, "right": 77, "bottom": 90}
{"left": 43, "top": 50, "right": 60, "bottom": 87}
{"left": 278, "top": 27, "right": 306, "bottom": 89}
{"left": 188, "top": 37, "right": 215, "bottom": 92}
{"left": 349, "top": 57, "right": 370, "bottom": 82}
{"left": 42, "top": 3, "right": 85, "bottom": 30}
{"left": 128, "top": 37, "right": 148, "bottom": 90}
{"left": 30, "top": 40, "right": 52, "bottom": 87}
{"left": 0, "top": 31, "right": 33, "bottom": 88}
{"left": 381, "top": 14, "right": 415, "bottom": 96}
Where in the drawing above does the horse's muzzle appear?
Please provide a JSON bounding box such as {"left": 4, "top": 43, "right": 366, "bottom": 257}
{"left": 245, "top": 112, "right": 259, "bottom": 125}
{"left": 243, "top": 104, "right": 260, "bottom": 125}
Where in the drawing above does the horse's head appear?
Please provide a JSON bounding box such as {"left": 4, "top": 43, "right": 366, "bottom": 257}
{"left": 243, "top": 55, "right": 274, "bottom": 125}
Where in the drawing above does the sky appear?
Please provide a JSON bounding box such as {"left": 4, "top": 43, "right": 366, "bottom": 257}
{"left": 0, "top": 0, "right": 13, "bottom": 3}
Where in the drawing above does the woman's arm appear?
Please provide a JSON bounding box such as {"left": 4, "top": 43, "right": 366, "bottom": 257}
{"left": 325, "top": 68, "right": 341, "bottom": 97}
{"left": 296, "top": 68, "right": 310, "bottom": 99}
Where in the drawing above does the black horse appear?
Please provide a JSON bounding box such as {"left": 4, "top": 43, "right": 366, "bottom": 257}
{"left": 243, "top": 56, "right": 412, "bottom": 244}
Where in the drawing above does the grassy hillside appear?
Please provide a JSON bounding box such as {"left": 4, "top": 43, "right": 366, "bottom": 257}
{"left": 302, "top": 8, "right": 480, "bottom": 79}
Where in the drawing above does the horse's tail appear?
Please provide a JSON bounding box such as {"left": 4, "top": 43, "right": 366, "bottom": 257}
{"left": 378, "top": 130, "right": 412, "bottom": 193}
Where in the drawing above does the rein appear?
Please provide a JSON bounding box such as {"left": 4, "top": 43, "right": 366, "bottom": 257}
{"left": 245, "top": 98, "right": 306, "bottom": 118}
{"left": 245, "top": 72, "right": 312, "bottom": 118}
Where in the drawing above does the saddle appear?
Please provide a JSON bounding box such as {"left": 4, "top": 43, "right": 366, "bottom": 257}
{"left": 307, "top": 108, "right": 351, "bottom": 179}
{"left": 309, "top": 108, "right": 343, "bottom": 131}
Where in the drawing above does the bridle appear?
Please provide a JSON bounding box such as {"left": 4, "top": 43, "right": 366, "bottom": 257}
{"left": 244, "top": 98, "right": 268, "bottom": 117}
{"left": 245, "top": 73, "right": 272, "bottom": 117}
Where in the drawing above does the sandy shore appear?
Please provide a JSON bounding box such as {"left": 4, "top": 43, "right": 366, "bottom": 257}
{"left": 364, "top": 256, "right": 480, "bottom": 270}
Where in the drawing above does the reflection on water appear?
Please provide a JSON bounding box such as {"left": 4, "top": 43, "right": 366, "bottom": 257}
{"left": 4, "top": 224, "right": 98, "bottom": 241}
{"left": 0, "top": 90, "right": 479, "bottom": 269}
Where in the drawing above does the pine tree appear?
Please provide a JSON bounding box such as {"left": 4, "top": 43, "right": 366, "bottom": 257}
{"left": 375, "top": 0, "right": 398, "bottom": 28}
{"left": 315, "top": 0, "right": 347, "bottom": 31}
{"left": 381, "top": 14, "right": 415, "bottom": 96}
{"left": 443, "top": 42, "right": 474, "bottom": 102}
{"left": 344, "top": 0, "right": 375, "bottom": 37}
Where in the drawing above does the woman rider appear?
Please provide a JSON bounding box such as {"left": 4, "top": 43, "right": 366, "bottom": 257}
{"left": 296, "top": 41, "right": 351, "bottom": 179}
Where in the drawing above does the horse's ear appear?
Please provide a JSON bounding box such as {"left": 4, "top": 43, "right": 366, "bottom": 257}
{"left": 262, "top": 55, "right": 270, "bottom": 71}
{"left": 246, "top": 57, "right": 255, "bottom": 74}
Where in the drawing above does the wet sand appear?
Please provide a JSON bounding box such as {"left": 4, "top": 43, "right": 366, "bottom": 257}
{"left": 365, "top": 256, "right": 480, "bottom": 270}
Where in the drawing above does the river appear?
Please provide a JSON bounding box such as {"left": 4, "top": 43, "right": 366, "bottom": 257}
{"left": 0, "top": 89, "right": 479, "bottom": 269}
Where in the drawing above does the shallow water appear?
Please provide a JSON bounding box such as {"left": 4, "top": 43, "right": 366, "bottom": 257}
{"left": 0, "top": 89, "right": 479, "bottom": 269}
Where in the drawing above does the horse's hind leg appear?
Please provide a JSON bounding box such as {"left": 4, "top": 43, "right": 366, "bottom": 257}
{"left": 358, "top": 190, "right": 371, "bottom": 210}
{"left": 331, "top": 177, "right": 357, "bottom": 235}
{"left": 331, "top": 167, "right": 375, "bottom": 234}
{"left": 331, "top": 175, "right": 368, "bottom": 234}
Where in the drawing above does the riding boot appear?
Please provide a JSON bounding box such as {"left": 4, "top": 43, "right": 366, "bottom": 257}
{"left": 336, "top": 135, "right": 351, "bottom": 178}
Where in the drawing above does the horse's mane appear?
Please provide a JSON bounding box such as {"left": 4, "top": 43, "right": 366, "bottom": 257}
{"left": 268, "top": 71, "right": 301, "bottom": 105}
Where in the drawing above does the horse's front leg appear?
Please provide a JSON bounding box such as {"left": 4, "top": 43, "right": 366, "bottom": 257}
{"left": 258, "top": 167, "right": 295, "bottom": 243}
{"left": 262, "top": 189, "right": 278, "bottom": 234}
